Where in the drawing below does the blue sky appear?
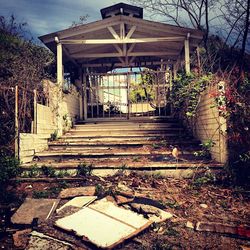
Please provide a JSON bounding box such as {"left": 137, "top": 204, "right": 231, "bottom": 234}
{"left": 0, "top": 0, "right": 131, "bottom": 39}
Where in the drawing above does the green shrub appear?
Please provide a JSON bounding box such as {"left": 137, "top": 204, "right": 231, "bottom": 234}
{"left": 41, "top": 165, "right": 56, "bottom": 177}
{"left": 0, "top": 156, "right": 21, "bottom": 184}
{"left": 77, "top": 162, "right": 93, "bottom": 177}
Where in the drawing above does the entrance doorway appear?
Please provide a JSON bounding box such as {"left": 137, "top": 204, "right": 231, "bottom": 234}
{"left": 84, "top": 69, "right": 172, "bottom": 120}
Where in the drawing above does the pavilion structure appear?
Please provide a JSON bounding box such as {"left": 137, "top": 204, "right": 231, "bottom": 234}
{"left": 39, "top": 3, "right": 203, "bottom": 121}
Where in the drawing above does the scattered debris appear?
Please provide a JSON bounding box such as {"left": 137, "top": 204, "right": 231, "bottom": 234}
{"left": 200, "top": 203, "right": 208, "bottom": 209}
{"left": 186, "top": 221, "right": 195, "bottom": 229}
{"left": 11, "top": 198, "right": 59, "bottom": 225}
{"left": 26, "top": 231, "right": 74, "bottom": 250}
{"left": 55, "top": 198, "right": 152, "bottom": 249}
{"left": 13, "top": 229, "right": 32, "bottom": 248}
{"left": 196, "top": 222, "right": 250, "bottom": 239}
{"left": 56, "top": 196, "right": 97, "bottom": 213}
{"left": 58, "top": 186, "right": 96, "bottom": 198}
{"left": 115, "top": 195, "right": 134, "bottom": 205}
{"left": 130, "top": 203, "right": 172, "bottom": 223}
{"left": 25, "top": 185, "right": 33, "bottom": 189}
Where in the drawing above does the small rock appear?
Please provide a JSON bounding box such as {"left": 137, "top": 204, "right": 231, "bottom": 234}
{"left": 186, "top": 221, "right": 195, "bottom": 229}
{"left": 13, "top": 229, "right": 32, "bottom": 248}
{"left": 200, "top": 204, "right": 208, "bottom": 209}
{"left": 58, "top": 186, "right": 96, "bottom": 199}
{"left": 25, "top": 185, "right": 33, "bottom": 189}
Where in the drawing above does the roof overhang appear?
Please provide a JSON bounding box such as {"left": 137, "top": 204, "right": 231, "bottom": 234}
{"left": 39, "top": 15, "right": 203, "bottom": 69}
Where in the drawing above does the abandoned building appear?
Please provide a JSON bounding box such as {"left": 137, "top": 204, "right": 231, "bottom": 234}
{"left": 18, "top": 3, "right": 227, "bottom": 175}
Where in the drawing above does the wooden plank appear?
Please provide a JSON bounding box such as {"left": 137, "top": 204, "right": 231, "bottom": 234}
{"left": 73, "top": 51, "right": 178, "bottom": 58}
{"left": 125, "top": 25, "right": 136, "bottom": 39}
{"left": 107, "top": 26, "right": 120, "bottom": 40}
{"left": 60, "top": 36, "right": 186, "bottom": 45}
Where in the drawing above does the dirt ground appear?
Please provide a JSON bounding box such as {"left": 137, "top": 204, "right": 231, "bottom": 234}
{"left": 0, "top": 170, "right": 250, "bottom": 250}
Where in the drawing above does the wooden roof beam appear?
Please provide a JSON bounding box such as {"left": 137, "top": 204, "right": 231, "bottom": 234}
{"left": 72, "top": 51, "right": 178, "bottom": 58}
{"left": 60, "top": 36, "right": 186, "bottom": 45}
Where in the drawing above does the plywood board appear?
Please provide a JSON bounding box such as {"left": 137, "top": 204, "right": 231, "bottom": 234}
{"left": 56, "top": 196, "right": 97, "bottom": 213}
{"left": 55, "top": 199, "right": 152, "bottom": 249}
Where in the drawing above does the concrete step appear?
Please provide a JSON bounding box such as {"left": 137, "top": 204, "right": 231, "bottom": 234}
{"left": 23, "top": 158, "right": 223, "bottom": 170}
{"left": 65, "top": 129, "right": 185, "bottom": 137}
{"left": 77, "top": 117, "right": 178, "bottom": 124}
{"left": 48, "top": 144, "right": 201, "bottom": 151}
{"left": 60, "top": 134, "right": 192, "bottom": 140}
{"left": 33, "top": 150, "right": 204, "bottom": 162}
{"left": 73, "top": 123, "right": 181, "bottom": 130}
{"left": 51, "top": 138, "right": 199, "bottom": 145}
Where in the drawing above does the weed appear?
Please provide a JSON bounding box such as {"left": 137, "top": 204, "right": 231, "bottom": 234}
{"left": 194, "top": 139, "right": 215, "bottom": 159}
{"left": 152, "top": 238, "right": 173, "bottom": 250}
{"left": 58, "top": 181, "right": 69, "bottom": 189}
{"left": 164, "top": 227, "right": 179, "bottom": 237}
{"left": 49, "top": 130, "right": 58, "bottom": 142}
{"left": 132, "top": 156, "right": 140, "bottom": 162}
{"left": 192, "top": 171, "right": 216, "bottom": 187}
{"left": 28, "top": 164, "right": 40, "bottom": 178}
{"left": 152, "top": 143, "right": 161, "bottom": 149}
{"left": 32, "top": 190, "right": 50, "bottom": 199}
{"left": 41, "top": 165, "right": 56, "bottom": 177}
{"left": 77, "top": 162, "right": 93, "bottom": 177}
{"left": 48, "top": 186, "right": 62, "bottom": 195}
{"left": 56, "top": 170, "right": 70, "bottom": 178}
{"left": 219, "top": 200, "right": 228, "bottom": 209}
{"left": 117, "top": 164, "right": 128, "bottom": 175}
{"left": 164, "top": 199, "right": 180, "bottom": 209}
{"left": 95, "top": 184, "right": 105, "bottom": 197}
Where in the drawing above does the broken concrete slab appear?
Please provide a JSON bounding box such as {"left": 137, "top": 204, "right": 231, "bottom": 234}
{"left": 196, "top": 222, "right": 250, "bottom": 239}
{"left": 58, "top": 186, "right": 96, "bottom": 199}
{"left": 26, "top": 231, "right": 74, "bottom": 250}
{"left": 11, "top": 198, "right": 59, "bottom": 225}
{"left": 55, "top": 199, "right": 152, "bottom": 249}
{"left": 56, "top": 196, "right": 97, "bottom": 214}
{"left": 130, "top": 203, "right": 172, "bottom": 223}
{"left": 12, "top": 229, "right": 32, "bottom": 248}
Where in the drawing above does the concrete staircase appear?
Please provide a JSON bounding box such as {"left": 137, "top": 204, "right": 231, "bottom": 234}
{"left": 23, "top": 118, "right": 223, "bottom": 176}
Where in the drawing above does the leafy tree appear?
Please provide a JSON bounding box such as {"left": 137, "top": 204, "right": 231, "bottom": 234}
{"left": 0, "top": 15, "right": 55, "bottom": 156}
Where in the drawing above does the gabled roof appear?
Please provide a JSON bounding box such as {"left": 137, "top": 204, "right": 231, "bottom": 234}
{"left": 39, "top": 15, "right": 203, "bottom": 68}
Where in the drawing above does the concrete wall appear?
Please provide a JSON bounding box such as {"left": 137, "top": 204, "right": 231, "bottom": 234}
{"left": 192, "top": 84, "right": 228, "bottom": 163}
{"left": 20, "top": 80, "right": 81, "bottom": 163}
{"left": 20, "top": 104, "right": 57, "bottom": 163}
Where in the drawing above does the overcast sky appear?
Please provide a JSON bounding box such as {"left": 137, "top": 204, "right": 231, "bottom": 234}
{"left": 0, "top": 0, "right": 132, "bottom": 38}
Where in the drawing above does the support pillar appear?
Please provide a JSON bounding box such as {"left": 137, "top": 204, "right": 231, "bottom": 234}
{"left": 83, "top": 72, "right": 88, "bottom": 120}
{"left": 79, "top": 67, "right": 83, "bottom": 120}
{"left": 184, "top": 34, "right": 190, "bottom": 75}
{"left": 56, "top": 39, "right": 64, "bottom": 136}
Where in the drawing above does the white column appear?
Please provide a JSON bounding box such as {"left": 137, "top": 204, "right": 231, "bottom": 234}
{"left": 184, "top": 36, "right": 190, "bottom": 75}
{"left": 56, "top": 41, "right": 63, "bottom": 135}
{"left": 83, "top": 73, "right": 88, "bottom": 120}
{"left": 57, "top": 42, "right": 63, "bottom": 87}
{"left": 79, "top": 67, "right": 83, "bottom": 120}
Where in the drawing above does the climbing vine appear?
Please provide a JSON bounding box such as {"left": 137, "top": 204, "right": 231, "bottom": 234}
{"left": 170, "top": 73, "right": 213, "bottom": 119}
